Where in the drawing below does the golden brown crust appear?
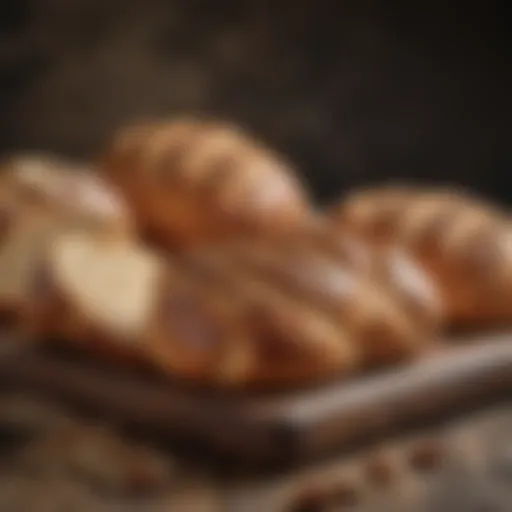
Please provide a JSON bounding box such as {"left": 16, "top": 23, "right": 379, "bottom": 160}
{"left": 329, "top": 186, "right": 512, "bottom": 325}
{"left": 301, "top": 214, "right": 443, "bottom": 335}
{"left": 1, "top": 201, "right": 361, "bottom": 387}
{"left": 101, "top": 118, "right": 311, "bottom": 250}
{"left": 234, "top": 220, "right": 444, "bottom": 344}
{"left": 0, "top": 164, "right": 443, "bottom": 388}
{"left": 0, "top": 217, "right": 443, "bottom": 389}
{"left": 182, "top": 230, "right": 439, "bottom": 374}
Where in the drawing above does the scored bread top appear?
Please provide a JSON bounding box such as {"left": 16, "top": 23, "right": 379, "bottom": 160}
{"left": 329, "top": 186, "right": 512, "bottom": 324}
{"left": 163, "top": 224, "right": 443, "bottom": 385}
{"left": 247, "top": 219, "right": 444, "bottom": 334}
{"left": 101, "top": 118, "right": 311, "bottom": 250}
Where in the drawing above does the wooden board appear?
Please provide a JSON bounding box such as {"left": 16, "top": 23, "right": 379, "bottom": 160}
{"left": 0, "top": 332, "right": 511, "bottom": 466}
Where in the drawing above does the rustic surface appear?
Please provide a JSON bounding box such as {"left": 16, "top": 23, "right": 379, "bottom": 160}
{"left": 1, "top": 335, "right": 511, "bottom": 466}
{"left": 1, "top": 329, "right": 512, "bottom": 510}
{"left": 0, "top": 392, "right": 222, "bottom": 511}
{"left": 0, "top": 392, "right": 511, "bottom": 511}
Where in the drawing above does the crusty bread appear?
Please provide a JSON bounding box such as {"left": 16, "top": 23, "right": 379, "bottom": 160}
{"left": 329, "top": 186, "right": 512, "bottom": 325}
{"left": 21, "top": 228, "right": 357, "bottom": 386}
{"left": 5, "top": 219, "right": 440, "bottom": 387}
{"left": 0, "top": 147, "right": 447, "bottom": 388}
{"left": 196, "top": 229, "right": 442, "bottom": 365}
{"left": 101, "top": 118, "right": 311, "bottom": 250}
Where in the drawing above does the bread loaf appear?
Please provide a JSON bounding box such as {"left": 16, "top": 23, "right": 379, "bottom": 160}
{"left": 329, "top": 186, "right": 512, "bottom": 325}
{"left": 152, "top": 230, "right": 441, "bottom": 384}
{"left": 19, "top": 228, "right": 353, "bottom": 386}
{"left": 101, "top": 118, "right": 311, "bottom": 250}
{"left": 0, "top": 149, "right": 444, "bottom": 387}
{"left": 189, "top": 225, "right": 442, "bottom": 365}
{"left": 4, "top": 216, "right": 441, "bottom": 387}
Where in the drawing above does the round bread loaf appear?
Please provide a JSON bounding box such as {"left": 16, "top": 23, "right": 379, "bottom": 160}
{"left": 101, "top": 118, "right": 311, "bottom": 250}
{"left": 329, "top": 186, "right": 512, "bottom": 326}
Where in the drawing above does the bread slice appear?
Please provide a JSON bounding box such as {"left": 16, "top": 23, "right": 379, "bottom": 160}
{"left": 46, "top": 231, "right": 164, "bottom": 350}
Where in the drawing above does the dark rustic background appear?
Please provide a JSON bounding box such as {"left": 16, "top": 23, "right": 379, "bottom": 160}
{"left": 0, "top": 0, "right": 510, "bottom": 204}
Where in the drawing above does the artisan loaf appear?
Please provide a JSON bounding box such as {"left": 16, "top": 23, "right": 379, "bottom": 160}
{"left": 182, "top": 227, "right": 442, "bottom": 371}
{"left": 12, "top": 221, "right": 440, "bottom": 387}
{"left": 101, "top": 118, "right": 311, "bottom": 250}
{"left": 329, "top": 186, "right": 512, "bottom": 325}
{"left": 22, "top": 228, "right": 354, "bottom": 386}
{"left": 0, "top": 149, "right": 444, "bottom": 387}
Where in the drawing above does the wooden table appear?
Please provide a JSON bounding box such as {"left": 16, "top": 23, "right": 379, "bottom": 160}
{"left": 0, "top": 392, "right": 511, "bottom": 511}
{"left": 0, "top": 332, "right": 511, "bottom": 511}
